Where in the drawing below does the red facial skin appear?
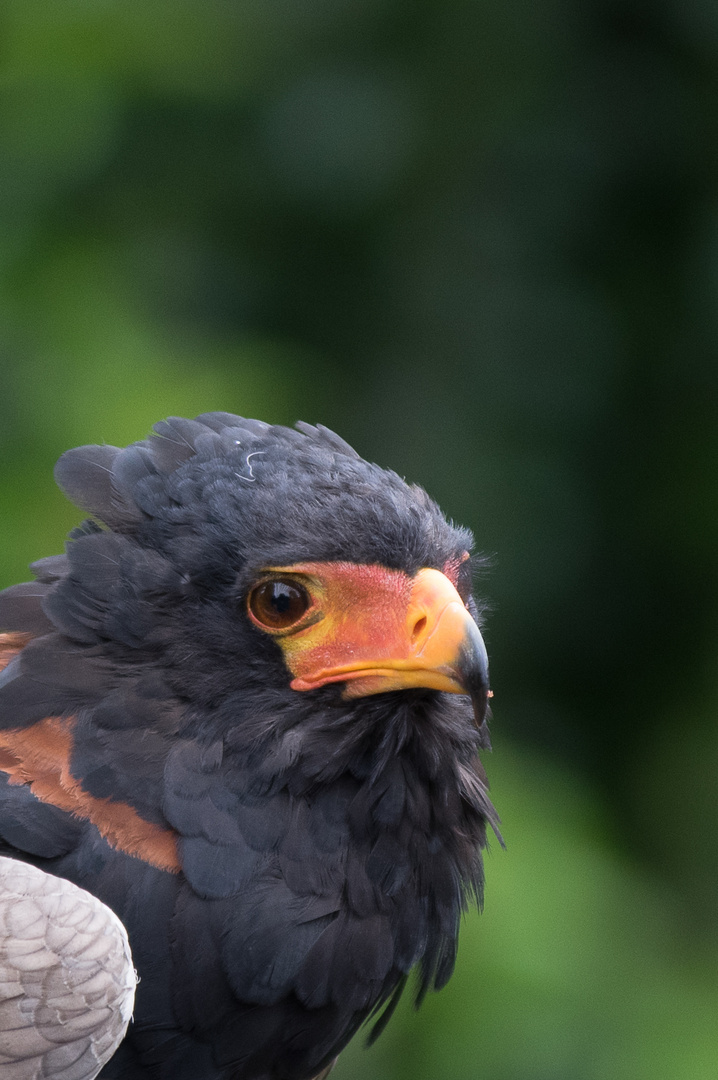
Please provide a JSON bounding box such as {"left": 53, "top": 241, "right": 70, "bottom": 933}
{"left": 247, "top": 559, "right": 483, "bottom": 700}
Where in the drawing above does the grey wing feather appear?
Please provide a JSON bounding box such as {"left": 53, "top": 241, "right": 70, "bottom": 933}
{"left": 0, "top": 858, "right": 136, "bottom": 1080}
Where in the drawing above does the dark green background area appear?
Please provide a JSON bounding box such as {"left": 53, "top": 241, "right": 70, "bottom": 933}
{"left": 1, "top": 1, "right": 717, "bottom": 1076}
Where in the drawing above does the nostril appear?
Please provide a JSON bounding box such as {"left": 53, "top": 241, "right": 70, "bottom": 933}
{"left": 411, "top": 615, "right": 427, "bottom": 642}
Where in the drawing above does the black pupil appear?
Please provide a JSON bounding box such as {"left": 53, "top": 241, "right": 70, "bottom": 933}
{"left": 271, "top": 584, "right": 293, "bottom": 613}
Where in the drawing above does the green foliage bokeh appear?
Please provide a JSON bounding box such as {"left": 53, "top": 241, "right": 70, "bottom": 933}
{"left": 1, "top": 1, "right": 717, "bottom": 1076}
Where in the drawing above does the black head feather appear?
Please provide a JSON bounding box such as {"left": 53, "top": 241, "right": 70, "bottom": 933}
{"left": 53, "top": 412, "right": 473, "bottom": 570}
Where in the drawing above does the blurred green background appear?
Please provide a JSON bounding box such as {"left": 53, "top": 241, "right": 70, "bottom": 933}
{"left": 1, "top": 1, "right": 717, "bottom": 1076}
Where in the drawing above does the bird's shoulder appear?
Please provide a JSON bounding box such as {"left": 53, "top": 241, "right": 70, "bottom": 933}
{"left": 0, "top": 621, "right": 182, "bottom": 872}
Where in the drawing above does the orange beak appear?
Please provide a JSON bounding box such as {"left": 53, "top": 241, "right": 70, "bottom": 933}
{"left": 270, "top": 564, "right": 491, "bottom": 728}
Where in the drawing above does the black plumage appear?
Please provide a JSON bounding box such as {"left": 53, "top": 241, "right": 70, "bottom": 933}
{"left": 0, "top": 414, "right": 498, "bottom": 1080}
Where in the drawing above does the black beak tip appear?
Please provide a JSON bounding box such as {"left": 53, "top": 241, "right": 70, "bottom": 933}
{"left": 470, "top": 687, "right": 493, "bottom": 733}
{"left": 458, "top": 624, "right": 491, "bottom": 731}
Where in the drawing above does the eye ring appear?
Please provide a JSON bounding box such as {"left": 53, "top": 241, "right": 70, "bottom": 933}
{"left": 247, "top": 578, "right": 312, "bottom": 633}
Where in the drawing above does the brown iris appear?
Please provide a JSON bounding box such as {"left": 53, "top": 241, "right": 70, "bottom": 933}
{"left": 248, "top": 579, "right": 311, "bottom": 632}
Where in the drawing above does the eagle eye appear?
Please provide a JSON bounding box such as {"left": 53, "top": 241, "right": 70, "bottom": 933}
{"left": 248, "top": 579, "right": 311, "bottom": 631}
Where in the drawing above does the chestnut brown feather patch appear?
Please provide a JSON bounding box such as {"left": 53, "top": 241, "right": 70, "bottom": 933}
{"left": 0, "top": 632, "right": 33, "bottom": 673}
{"left": 0, "top": 715, "right": 180, "bottom": 873}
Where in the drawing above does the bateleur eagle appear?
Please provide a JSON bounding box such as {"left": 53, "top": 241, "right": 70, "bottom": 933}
{"left": 0, "top": 414, "right": 497, "bottom": 1080}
